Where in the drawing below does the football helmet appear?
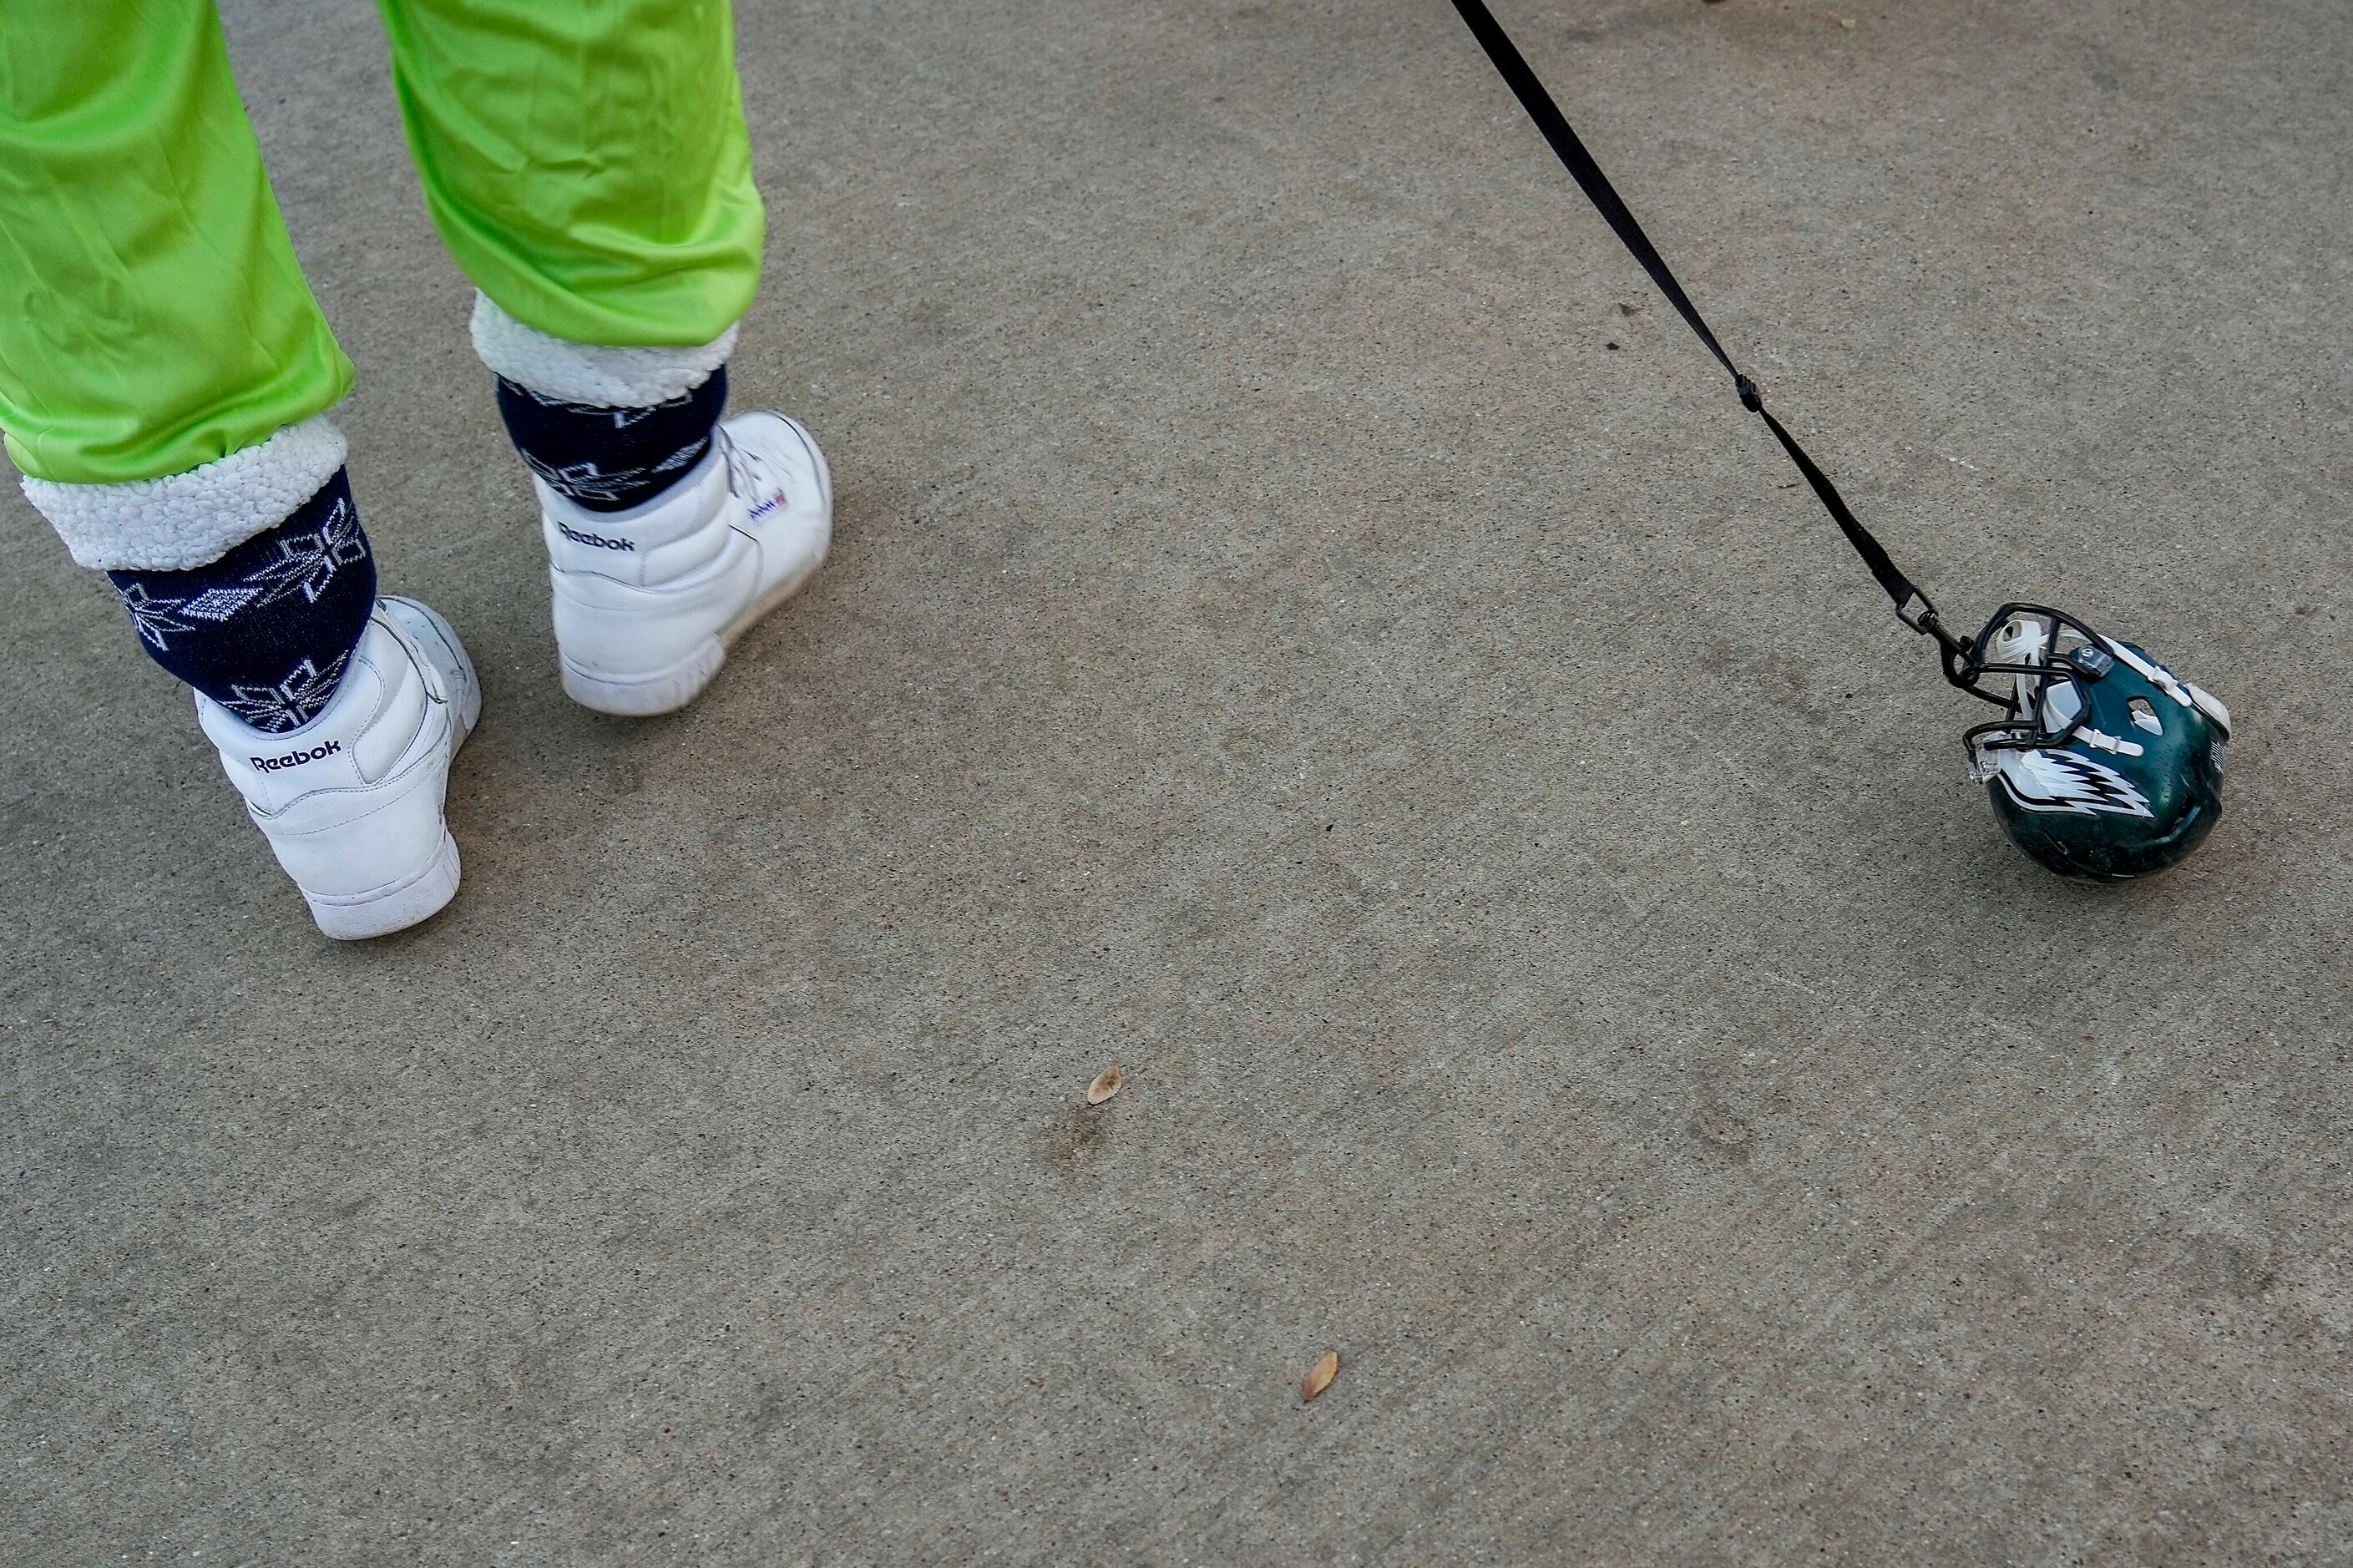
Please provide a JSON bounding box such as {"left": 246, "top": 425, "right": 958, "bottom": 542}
{"left": 1951, "top": 605, "right": 2231, "bottom": 882}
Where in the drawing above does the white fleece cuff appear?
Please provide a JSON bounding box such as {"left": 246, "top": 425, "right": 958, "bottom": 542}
{"left": 468, "top": 293, "right": 738, "bottom": 408}
{"left": 22, "top": 415, "right": 351, "bottom": 572}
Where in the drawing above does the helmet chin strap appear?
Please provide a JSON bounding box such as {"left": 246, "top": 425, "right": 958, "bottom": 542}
{"left": 1446, "top": 0, "right": 2010, "bottom": 695}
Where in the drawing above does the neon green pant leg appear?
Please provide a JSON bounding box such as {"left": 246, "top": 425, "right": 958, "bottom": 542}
{"left": 377, "top": 0, "right": 764, "bottom": 349}
{"left": 0, "top": 0, "right": 352, "bottom": 485}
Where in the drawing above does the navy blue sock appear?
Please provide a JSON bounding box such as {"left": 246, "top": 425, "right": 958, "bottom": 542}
{"left": 494, "top": 367, "right": 727, "bottom": 513}
{"left": 109, "top": 468, "right": 376, "bottom": 733}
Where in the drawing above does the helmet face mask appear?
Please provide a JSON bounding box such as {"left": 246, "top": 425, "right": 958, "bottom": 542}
{"left": 1955, "top": 605, "right": 2230, "bottom": 882}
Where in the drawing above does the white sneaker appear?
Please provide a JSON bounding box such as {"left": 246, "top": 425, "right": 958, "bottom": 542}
{"left": 196, "top": 596, "right": 480, "bottom": 940}
{"left": 536, "top": 411, "right": 832, "bottom": 716}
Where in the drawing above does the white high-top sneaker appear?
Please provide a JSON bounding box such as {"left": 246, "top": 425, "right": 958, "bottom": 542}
{"left": 196, "top": 596, "right": 480, "bottom": 940}
{"left": 536, "top": 411, "right": 832, "bottom": 716}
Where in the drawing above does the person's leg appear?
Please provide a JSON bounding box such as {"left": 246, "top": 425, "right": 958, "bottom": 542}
{"left": 374, "top": 0, "right": 761, "bottom": 352}
{"left": 380, "top": 0, "right": 831, "bottom": 716}
{"left": 0, "top": 0, "right": 477, "bottom": 938}
{"left": 0, "top": 0, "right": 351, "bottom": 493}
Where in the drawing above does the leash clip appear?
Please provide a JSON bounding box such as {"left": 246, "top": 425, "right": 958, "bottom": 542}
{"left": 1895, "top": 591, "right": 1940, "bottom": 637}
{"left": 1898, "top": 590, "right": 1981, "bottom": 687}
{"left": 1733, "top": 374, "right": 1761, "bottom": 412}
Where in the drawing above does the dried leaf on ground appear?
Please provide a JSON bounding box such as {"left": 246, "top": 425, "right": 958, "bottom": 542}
{"left": 1302, "top": 1351, "right": 1340, "bottom": 1403}
{"left": 1085, "top": 1065, "right": 1124, "bottom": 1105}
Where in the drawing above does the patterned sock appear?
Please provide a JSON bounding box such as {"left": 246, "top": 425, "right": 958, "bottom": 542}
{"left": 494, "top": 367, "right": 727, "bottom": 513}
{"left": 108, "top": 468, "right": 377, "bottom": 734}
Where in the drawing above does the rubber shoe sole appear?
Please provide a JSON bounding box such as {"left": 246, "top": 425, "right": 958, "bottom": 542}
{"left": 306, "top": 830, "right": 463, "bottom": 940}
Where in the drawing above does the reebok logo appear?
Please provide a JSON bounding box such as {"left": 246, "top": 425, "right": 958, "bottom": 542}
{"left": 747, "top": 491, "right": 784, "bottom": 521}
{"left": 558, "top": 520, "right": 636, "bottom": 552}
{"left": 251, "top": 740, "right": 342, "bottom": 772}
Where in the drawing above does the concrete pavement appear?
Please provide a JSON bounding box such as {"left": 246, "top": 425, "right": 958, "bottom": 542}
{"left": 4, "top": 0, "right": 2349, "bottom": 1560}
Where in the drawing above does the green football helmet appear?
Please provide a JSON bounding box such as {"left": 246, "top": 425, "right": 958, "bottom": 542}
{"left": 1956, "top": 605, "right": 2232, "bottom": 882}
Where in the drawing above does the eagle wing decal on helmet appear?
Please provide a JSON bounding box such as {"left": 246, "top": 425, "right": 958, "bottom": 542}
{"left": 1994, "top": 748, "right": 2156, "bottom": 819}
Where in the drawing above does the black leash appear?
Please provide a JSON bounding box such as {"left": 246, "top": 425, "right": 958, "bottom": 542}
{"left": 1445, "top": 0, "right": 1974, "bottom": 672}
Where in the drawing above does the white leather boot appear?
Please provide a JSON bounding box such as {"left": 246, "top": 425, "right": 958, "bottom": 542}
{"left": 196, "top": 596, "right": 480, "bottom": 939}
{"left": 536, "top": 411, "right": 832, "bottom": 716}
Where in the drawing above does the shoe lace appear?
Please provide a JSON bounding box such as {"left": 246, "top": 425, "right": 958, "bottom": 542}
{"left": 716, "top": 424, "right": 756, "bottom": 498}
